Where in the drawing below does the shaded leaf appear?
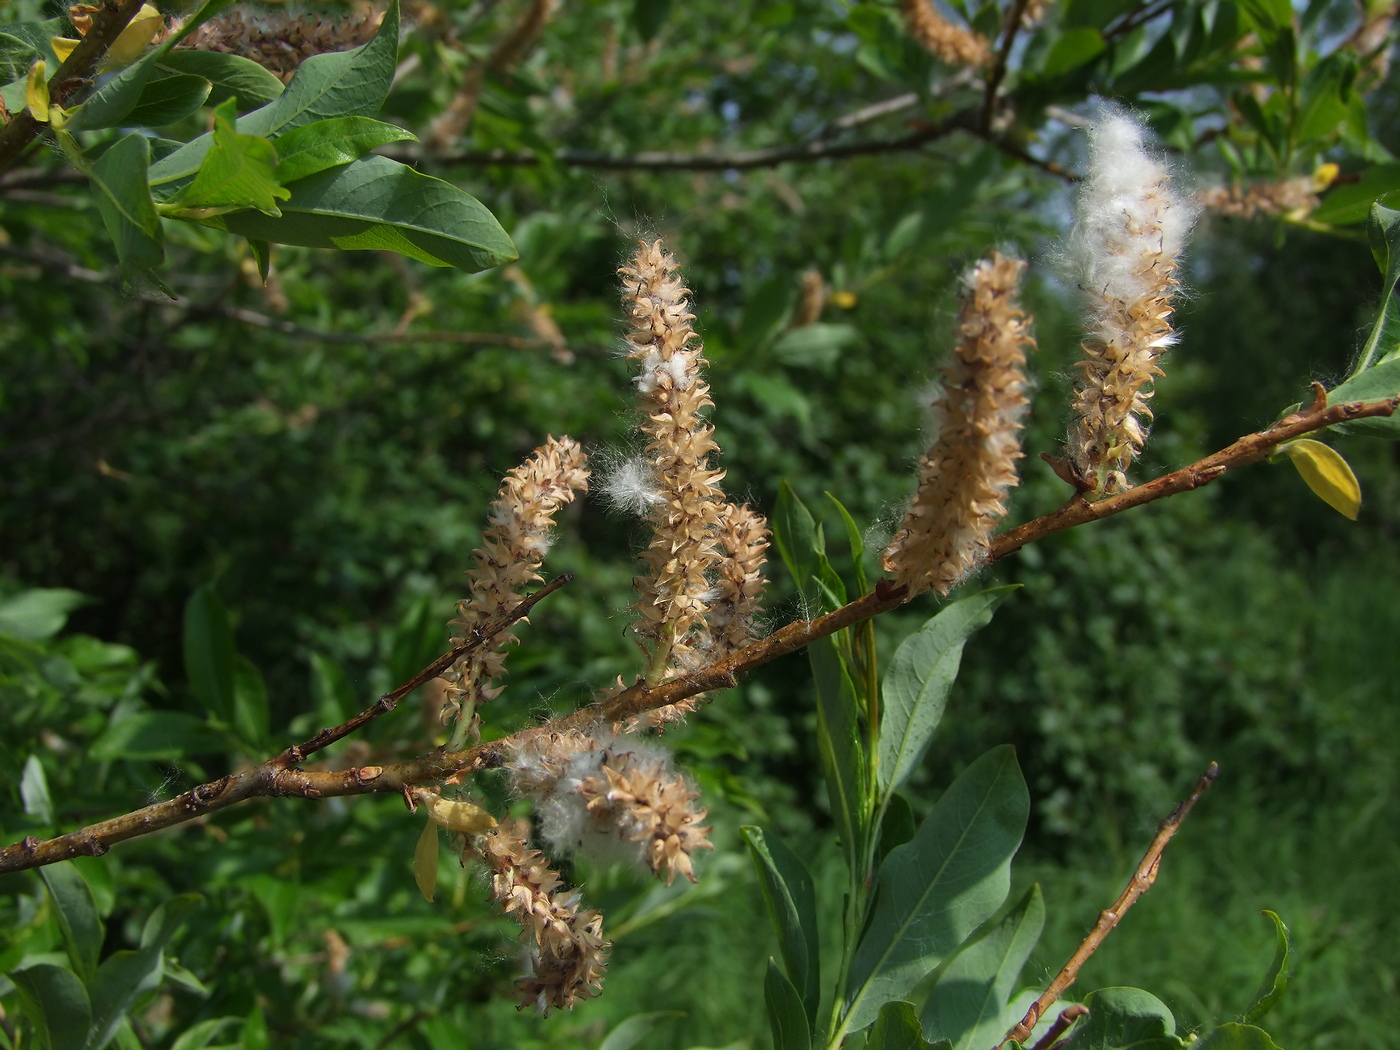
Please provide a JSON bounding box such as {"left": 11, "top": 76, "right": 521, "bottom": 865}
{"left": 88, "top": 950, "right": 165, "bottom": 1050}
{"left": 1064, "top": 988, "right": 1181, "bottom": 1050}
{"left": 771, "top": 481, "right": 821, "bottom": 595}
{"left": 169, "top": 1018, "right": 239, "bottom": 1050}
{"left": 90, "top": 133, "right": 164, "bottom": 278}
{"left": 90, "top": 711, "right": 228, "bottom": 761}
{"left": 1041, "top": 28, "right": 1106, "bottom": 77}
{"left": 233, "top": 655, "right": 271, "bottom": 748}
{"left": 868, "top": 1001, "right": 942, "bottom": 1050}
{"left": 878, "top": 588, "right": 1016, "bottom": 798}
{"left": 183, "top": 584, "right": 236, "bottom": 722}
{"left": 122, "top": 70, "right": 210, "bottom": 127}
{"left": 20, "top": 754, "right": 53, "bottom": 826}
{"left": 9, "top": 964, "right": 92, "bottom": 1050}
{"left": 158, "top": 50, "right": 284, "bottom": 110}
{"left": 1312, "top": 163, "right": 1400, "bottom": 226}
{"left": 765, "top": 960, "right": 812, "bottom": 1050}
{"left": 0, "top": 33, "right": 39, "bottom": 86}
{"left": 599, "top": 1012, "right": 687, "bottom": 1050}
{"left": 743, "top": 827, "right": 821, "bottom": 1025}
{"left": 39, "top": 862, "right": 104, "bottom": 983}
{"left": 309, "top": 651, "right": 357, "bottom": 726}
{"left": 811, "top": 635, "right": 867, "bottom": 874}
{"left": 1281, "top": 440, "right": 1360, "bottom": 519}
{"left": 845, "top": 746, "right": 1028, "bottom": 1033}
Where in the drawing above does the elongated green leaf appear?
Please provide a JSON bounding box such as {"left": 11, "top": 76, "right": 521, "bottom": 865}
{"left": 169, "top": 1018, "right": 239, "bottom": 1050}
{"left": 772, "top": 481, "right": 821, "bottom": 595}
{"left": 241, "top": 1007, "right": 270, "bottom": 1050}
{"left": 0, "top": 33, "right": 39, "bottom": 85}
{"left": 1241, "top": 911, "right": 1290, "bottom": 1024}
{"left": 148, "top": 0, "right": 400, "bottom": 188}
{"left": 598, "top": 1012, "right": 686, "bottom": 1050}
{"left": 39, "top": 862, "right": 104, "bottom": 983}
{"left": 158, "top": 50, "right": 284, "bottom": 110}
{"left": 123, "top": 71, "right": 211, "bottom": 127}
{"left": 90, "top": 711, "right": 228, "bottom": 760}
{"left": 765, "top": 960, "right": 812, "bottom": 1050}
{"left": 743, "top": 827, "right": 820, "bottom": 1025}
{"left": 879, "top": 588, "right": 1016, "bottom": 798}
{"left": 1041, "top": 27, "right": 1106, "bottom": 77}
{"left": 91, "top": 133, "right": 164, "bottom": 278}
{"left": 9, "top": 964, "right": 92, "bottom": 1050}
{"left": 868, "top": 1001, "right": 943, "bottom": 1050}
{"left": 920, "top": 885, "right": 1044, "bottom": 1050}
{"left": 811, "top": 635, "right": 866, "bottom": 872}
{"left": 273, "top": 116, "right": 417, "bottom": 183}
{"left": 1326, "top": 204, "right": 1400, "bottom": 435}
{"left": 824, "top": 492, "right": 868, "bottom": 593}
{"left": 1064, "top": 988, "right": 1180, "bottom": 1050}
{"left": 200, "top": 156, "right": 515, "bottom": 271}
{"left": 67, "top": 47, "right": 164, "bottom": 131}
{"left": 0, "top": 588, "right": 87, "bottom": 641}
{"left": 20, "top": 754, "right": 53, "bottom": 825}
{"left": 845, "top": 746, "right": 1028, "bottom": 1034}
{"left": 310, "top": 651, "right": 357, "bottom": 725}
{"left": 1195, "top": 1024, "right": 1282, "bottom": 1050}
{"left": 1312, "top": 164, "right": 1400, "bottom": 226}
{"left": 233, "top": 655, "right": 271, "bottom": 749}
{"left": 88, "top": 950, "right": 164, "bottom": 1050}
{"left": 168, "top": 99, "right": 288, "bottom": 217}
{"left": 183, "top": 584, "right": 236, "bottom": 722}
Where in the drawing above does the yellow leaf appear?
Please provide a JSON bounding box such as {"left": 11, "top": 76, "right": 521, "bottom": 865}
{"left": 25, "top": 60, "right": 48, "bottom": 123}
{"left": 413, "top": 818, "right": 440, "bottom": 903}
{"left": 415, "top": 789, "right": 498, "bottom": 834}
{"left": 50, "top": 37, "right": 80, "bottom": 63}
{"left": 829, "top": 290, "right": 857, "bottom": 309}
{"left": 1312, "top": 162, "right": 1340, "bottom": 193}
{"left": 104, "top": 4, "right": 163, "bottom": 69}
{"left": 1282, "top": 439, "right": 1361, "bottom": 520}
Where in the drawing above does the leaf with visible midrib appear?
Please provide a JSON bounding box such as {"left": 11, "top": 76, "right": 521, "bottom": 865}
{"left": 844, "top": 746, "right": 1028, "bottom": 1035}
{"left": 1328, "top": 204, "right": 1400, "bottom": 436}
{"left": 202, "top": 155, "right": 517, "bottom": 273}
{"left": 90, "top": 133, "right": 164, "bottom": 278}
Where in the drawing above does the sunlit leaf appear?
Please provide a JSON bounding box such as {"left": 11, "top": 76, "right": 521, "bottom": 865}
{"left": 1281, "top": 439, "right": 1361, "bottom": 519}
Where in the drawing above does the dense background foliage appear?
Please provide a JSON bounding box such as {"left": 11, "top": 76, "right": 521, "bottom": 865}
{"left": 3, "top": 0, "right": 1399, "bottom": 1047}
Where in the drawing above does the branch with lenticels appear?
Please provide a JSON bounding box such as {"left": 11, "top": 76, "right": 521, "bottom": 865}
{"left": 1, "top": 388, "right": 1392, "bottom": 876}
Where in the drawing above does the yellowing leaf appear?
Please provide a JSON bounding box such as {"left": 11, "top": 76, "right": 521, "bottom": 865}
{"left": 1312, "top": 162, "right": 1340, "bottom": 192}
{"left": 25, "top": 59, "right": 48, "bottom": 122}
{"left": 104, "top": 3, "right": 163, "bottom": 69}
{"left": 414, "top": 789, "right": 497, "bottom": 834}
{"left": 413, "top": 818, "right": 439, "bottom": 903}
{"left": 50, "top": 37, "right": 80, "bottom": 63}
{"left": 1282, "top": 439, "right": 1361, "bottom": 520}
{"left": 829, "top": 290, "right": 857, "bottom": 309}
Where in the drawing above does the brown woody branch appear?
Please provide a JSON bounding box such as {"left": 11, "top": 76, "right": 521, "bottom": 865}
{"left": 0, "top": 0, "right": 147, "bottom": 174}
{"left": 982, "top": 0, "right": 1034, "bottom": 130}
{"left": 1, "top": 390, "right": 1393, "bottom": 875}
{"left": 994, "top": 762, "right": 1220, "bottom": 1050}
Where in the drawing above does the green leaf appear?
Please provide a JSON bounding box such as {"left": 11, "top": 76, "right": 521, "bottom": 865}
{"left": 1195, "top": 1024, "right": 1282, "bottom": 1050}
{"left": 148, "top": 0, "right": 401, "bottom": 189}
{"left": 122, "top": 71, "right": 211, "bottom": 128}
{"left": 920, "top": 885, "right": 1045, "bottom": 1050}
{"left": 39, "top": 862, "right": 104, "bottom": 984}
{"left": 844, "top": 746, "right": 1028, "bottom": 1034}
{"left": 272, "top": 116, "right": 417, "bottom": 184}
{"left": 200, "top": 156, "right": 516, "bottom": 272}
{"left": 1312, "top": 163, "right": 1400, "bottom": 226}
{"left": 67, "top": 47, "right": 164, "bottom": 131}
{"left": 632, "top": 0, "right": 674, "bottom": 41}
{"left": 811, "top": 635, "right": 867, "bottom": 873}
{"left": 879, "top": 588, "right": 1016, "bottom": 798}
{"left": 772, "top": 481, "right": 821, "bottom": 596}
{"left": 310, "top": 651, "right": 357, "bottom": 726}
{"left": 742, "top": 827, "right": 821, "bottom": 1025}
{"left": 233, "top": 655, "right": 271, "bottom": 749}
{"left": 738, "top": 274, "right": 796, "bottom": 350}
{"left": 90, "top": 134, "right": 164, "bottom": 279}
{"left": 765, "top": 960, "right": 812, "bottom": 1050}
{"left": 169, "top": 1018, "right": 239, "bottom": 1050}
{"left": 1064, "top": 988, "right": 1181, "bottom": 1050}
{"left": 598, "top": 1012, "right": 687, "bottom": 1050}
{"left": 0, "top": 33, "right": 39, "bottom": 86}
{"left": 241, "top": 1006, "right": 270, "bottom": 1050}
{"left": 20, "top": 754, "right": 53, "bottom": 826}
{"left": 824, "top": 492, "right": 868, "bottom": 594}
{"left": 771, "top": 323, "right": 862, "bottom": 370}
{"left": 868, "top": 1001, "right": 943, "bottom": 1050}
{"left": 183, "top": 584, "right": 237, "bottom": 722}
{"left": 9, "top": 964, "right": 92, "bottom": 1050}
{"left": 168, "top": 98, "right": 288, "bottom": 218}
{"left": 1041, "top": 28, "right": 1106, "bottom": 77}
{"left": 90, "top": 711, "right": 229, "bottom": 761}
{"left": 1326, "top": 204, "right": 1400, "bottom": 436}
{"left": 0, "top": 588, "right": 87, "bottom": 641}
{"left": 877, "top": 792, "right": 916, "bottom": 865}
{"left": 158, "top": 50, "right": 284, "bottom": 110}
{"left": 1241, "top": 911, "right": 1291, "bottom": 1024}
{"left": 89, "top": 950, "right": 164, "bottom": 1050}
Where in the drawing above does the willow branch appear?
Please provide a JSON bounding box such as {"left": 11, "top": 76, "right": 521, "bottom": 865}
{"left": 0, "top": 0, "right": 147, "bottom": 174}
{"left": 982, "top": 0, "right": 1033, "bottom": 129}
{"left": 2, "top": 390, "right": 1391, "bottom": 875}
{"left": 995, "top": 762, "right": 1220, "bottom": 1050}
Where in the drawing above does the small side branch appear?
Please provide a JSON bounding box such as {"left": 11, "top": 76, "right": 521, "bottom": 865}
{"left": 994, "top": 763, "right": 1220, "bottom": 1050}
{"left": 982, "top": 0, "right": 1034, "bottom": 129}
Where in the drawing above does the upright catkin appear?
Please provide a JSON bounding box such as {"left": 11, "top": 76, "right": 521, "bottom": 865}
{"left": 617, "top": 240, "right": 728, "bottom": 681}
{"left": 898, "top": 0, "right": 989, "bottom": 68}
{"left": 882, "top": 253, "right": 1033, "bottom": 595}
{"left": 1067, "top": 111, "right": 1192, "bottom": 495}
{"left": 441, "top": 436, "right": 589, "bottom": 744}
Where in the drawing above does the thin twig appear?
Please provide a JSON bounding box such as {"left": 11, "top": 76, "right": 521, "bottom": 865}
{"left": 1028, "top": 1005, "right": 1088, "bottom": 1050}
{"left": 2, "top": 391, "right": 1392, "bottom": 875}
{"left": 983, "top": 0, "right": 1034, "bottom": 129}
{"left": 994, "top": 763, "right": 1220, "bottom": 1050}
{"left": 0, "top": 0, "right": 147, "bottom": 174}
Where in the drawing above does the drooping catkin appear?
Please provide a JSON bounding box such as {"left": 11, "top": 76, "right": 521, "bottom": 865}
{"left": 898, "top": 0, "right": 989, "bottom": 68}
{"left": 473, "top": 821, "right": 609, "bottom": 1014}
{"left": 616, "top": 240, "right": 728, "bottom": 681}
{"left": 441, "top": 436, "right": 589, "bottom": 744}
{"left": 882, "top": 253, "right": 1033, "bottom": 596}
{"left": 1067, "top": 111, "right": 1193, "bottom": 495}
{"left": 506, "top": 729, "right": 713, "bottom": 885}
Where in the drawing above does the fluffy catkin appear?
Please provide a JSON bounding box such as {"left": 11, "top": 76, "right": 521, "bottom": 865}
{"left": 473, "top": 821, "right": 608, "bottom": 1014}
{"left": 898, "top": 0, "right": 989, "bottom": 68}
{"left": 618, "top": 240, "right": 728, "bottom": 681}
{"left": 1067, "top": 111, "right": 1193, "bottom": 495}
{"left": 708, "top": 502, "right": 769, "bottom": 658}
{"left": 1197, "top": 178, "right": 1318, "bottom": 220}
{"left": 171, "top": 6, "right": 382, "bottom": 81}
{"left": 882, "top": 253, "right": 1033, "bottom": 596}
{"left": 506, "top": 730, "right": 713, "bottom": 884}
{"left": 441, "top": 437, "right": 589, "bottom": 743}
